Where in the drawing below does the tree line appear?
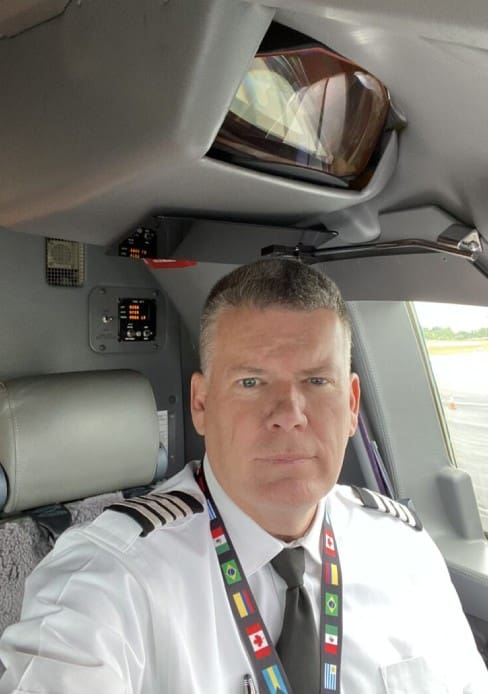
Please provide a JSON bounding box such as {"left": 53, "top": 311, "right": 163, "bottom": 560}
{"left": 423, "top": 326, "right": 488, "bottom": 340}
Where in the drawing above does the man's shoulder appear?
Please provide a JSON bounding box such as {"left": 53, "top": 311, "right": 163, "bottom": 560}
{"left": 329, "top": 485, "right": 455, "bottom": 589}
{"left": 106, "top": 487, "right": 205, "bottom": 538}
{"left": 60, "top": 462, "right": 207, "bottom": 555}
{"left": 330, "top": 484, "right": 423, "bottom": 532}
{"left": 103, "top": 461, "right": 206, "bottom": 538}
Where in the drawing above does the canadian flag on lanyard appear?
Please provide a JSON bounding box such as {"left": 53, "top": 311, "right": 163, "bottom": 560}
{"left": 325, "top": 529, "right": 336, "bottom": 556}
{"left": 246, "top": 623, "right": 272, "bottom": 659}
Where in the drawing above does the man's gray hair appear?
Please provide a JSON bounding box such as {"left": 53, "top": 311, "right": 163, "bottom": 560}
{"left": 199, "top": 258, "right": 351, "bottom": 373}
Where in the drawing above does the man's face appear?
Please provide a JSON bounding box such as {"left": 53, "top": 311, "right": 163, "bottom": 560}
{"left": 191, "top": 306, "right": 360, "bottom": 531}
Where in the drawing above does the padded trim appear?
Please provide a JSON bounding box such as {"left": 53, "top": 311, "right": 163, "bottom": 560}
{"left": 0, "top": 370, "right": 159, "bottom": 514}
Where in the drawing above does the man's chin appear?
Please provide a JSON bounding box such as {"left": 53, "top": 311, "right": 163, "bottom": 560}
{"left": 257, "top": 477, "right": 327, "bottom": 509}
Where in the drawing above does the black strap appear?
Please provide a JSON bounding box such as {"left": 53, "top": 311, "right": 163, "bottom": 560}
{"left": 196, "top": 464, "right": 344, "bottom": 694}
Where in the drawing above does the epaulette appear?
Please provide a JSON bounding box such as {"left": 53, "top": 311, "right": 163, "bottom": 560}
{"left": 108, "top": 490, "right": 204, "bottom": 537}
{"left": 351, "top": 485, "right": 423, "bottom": 531}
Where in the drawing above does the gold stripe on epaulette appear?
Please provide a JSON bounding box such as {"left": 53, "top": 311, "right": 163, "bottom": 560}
{"left": 108, "top": 490, "right": 204, "bottom": 536}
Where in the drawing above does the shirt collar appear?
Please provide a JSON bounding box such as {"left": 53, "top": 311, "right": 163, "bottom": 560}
{"left": 203, "top": 454, "right": 325, "bottom": 575}
{"left": 285, "top": 496, "right": 325, "bottom": 567}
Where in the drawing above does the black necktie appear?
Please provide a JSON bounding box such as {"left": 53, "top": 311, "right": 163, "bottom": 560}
{"left": 271, "top": 547, "right": 320, "bottom": 693}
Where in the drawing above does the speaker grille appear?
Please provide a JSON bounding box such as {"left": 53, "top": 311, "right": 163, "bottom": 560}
{"left": 45, "top": 238, "right": 85, "bottom": 287}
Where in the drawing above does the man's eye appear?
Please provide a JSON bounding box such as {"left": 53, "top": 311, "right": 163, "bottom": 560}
{"left": 307, "top": 377, "right": 328, "bottom": 386}
{"left": 239, "top": 377, "right": 259, "bottom": 388}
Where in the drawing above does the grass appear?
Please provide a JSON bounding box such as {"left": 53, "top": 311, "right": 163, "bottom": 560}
{"left": 426, "top": 339, "right": 488, "bottom": 355}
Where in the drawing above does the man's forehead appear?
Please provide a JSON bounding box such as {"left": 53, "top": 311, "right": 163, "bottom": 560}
{"left": 209, "top": 305, "right": 351, "bottom": 371}
{"left": 215, "top": 304, "right": 341, "bottom": 325}
{"left": 216, "top": 305, "right": 345, "bottom": 335}
{"left": 214, "top": 306, "right": 347, "bottom": 350}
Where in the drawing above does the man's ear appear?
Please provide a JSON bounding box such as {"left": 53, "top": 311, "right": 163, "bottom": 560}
{"left": 348, "top": 372, "right": 361, "bottom": 437}
{"left": 190, "top": 371, "right": 207, "bottom": 436}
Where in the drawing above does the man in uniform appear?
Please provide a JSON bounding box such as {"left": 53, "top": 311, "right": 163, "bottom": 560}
{"left": 0, "top": 258, "right": 487, "bottom": 693}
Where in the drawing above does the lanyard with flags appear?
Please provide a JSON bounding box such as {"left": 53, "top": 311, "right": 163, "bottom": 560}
{"left": 195, "top": 464, "right": 343, "bottom": 694}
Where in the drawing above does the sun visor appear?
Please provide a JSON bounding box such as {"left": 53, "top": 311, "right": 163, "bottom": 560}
{"left": 0, "top": 0, "right": 69, "bottom": 38}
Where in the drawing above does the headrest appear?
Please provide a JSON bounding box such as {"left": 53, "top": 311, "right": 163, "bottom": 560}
{"left": 0, "top": 370, "right": 162, "bottom": 515}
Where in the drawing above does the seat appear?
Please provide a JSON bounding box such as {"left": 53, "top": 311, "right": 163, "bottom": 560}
{"left": 0, "top": 369, "right": 165, "bottom": 635}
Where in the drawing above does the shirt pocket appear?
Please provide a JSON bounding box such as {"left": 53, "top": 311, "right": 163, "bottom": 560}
{"left": 380, "top": 656, "right": 449, "bottom": 694}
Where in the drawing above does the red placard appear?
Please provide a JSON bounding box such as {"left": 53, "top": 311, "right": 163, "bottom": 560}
{"left": 144, "top": 258, "right": 197, "bottom": 269}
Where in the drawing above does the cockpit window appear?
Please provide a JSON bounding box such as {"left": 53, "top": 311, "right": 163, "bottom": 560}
{"left": 413, "top": 301, "right": 488, "bottom": 533}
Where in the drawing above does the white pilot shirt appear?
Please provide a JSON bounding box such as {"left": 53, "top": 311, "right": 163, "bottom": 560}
{"left": 0, "top": 457, "right": 487, "bottom": 694}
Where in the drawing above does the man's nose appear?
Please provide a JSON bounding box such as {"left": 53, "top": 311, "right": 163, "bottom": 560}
{"left": 266, "top": 386, "right": 308, "bottom": 432}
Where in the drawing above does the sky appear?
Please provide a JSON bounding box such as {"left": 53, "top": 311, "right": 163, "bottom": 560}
{"left": 414, "top": 302, "right": 488, "bottom": 331}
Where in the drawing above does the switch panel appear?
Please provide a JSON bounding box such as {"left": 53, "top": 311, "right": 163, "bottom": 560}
{"left": 118, "top": 298, "right": 156, "bottom": 342}
{"left": 89, "top": 286, "right": 165, "bottom": 354}
{"left": 118, "top": 227, "right": 157, "bottom": 259}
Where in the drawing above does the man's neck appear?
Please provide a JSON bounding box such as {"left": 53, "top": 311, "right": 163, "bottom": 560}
{"left": 202, "top": 457, "right": 319, "bottom": 541}
{"left": 246, "top": 504, "right": 318, "bottom": 542}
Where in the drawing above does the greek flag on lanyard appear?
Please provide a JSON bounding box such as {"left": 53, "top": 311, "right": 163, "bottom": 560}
{"left": 195, "top": 464, "right": 343, "bottom": 694}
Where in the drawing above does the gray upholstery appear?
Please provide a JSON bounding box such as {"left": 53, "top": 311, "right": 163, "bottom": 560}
{"left": 0, "top": 369, "right": 160, "bottom": 514}
{"left": 0, "top": 490, "right": 123, "bottom": 634}
{"left": 0, "top": 369, "right": 163, "bottom": 635}
{"left": 0, "top": 516, "right": 50, "bottom": 635}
